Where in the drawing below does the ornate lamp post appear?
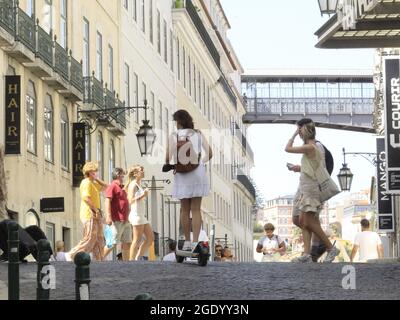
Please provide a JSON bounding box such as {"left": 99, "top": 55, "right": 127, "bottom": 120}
{"left": 317, "top": 0, "right": 338, "bottom": 16}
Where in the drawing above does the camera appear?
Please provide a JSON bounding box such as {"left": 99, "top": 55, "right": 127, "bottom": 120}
{"left": 162, "top": 164, "right": 175, "bottom": 173}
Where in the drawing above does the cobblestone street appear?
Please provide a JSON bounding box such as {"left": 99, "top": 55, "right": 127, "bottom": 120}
{"left": 1, "top": 261, "right": 400, "bottom": 300}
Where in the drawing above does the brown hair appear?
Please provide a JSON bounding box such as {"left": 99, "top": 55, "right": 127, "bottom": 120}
{"left": 297, "top": 118, "right": 316, "bottom": 142}
{"left": 173, "top": 109, "right": 194, "bottom": 129}
{"left": 264, "top": 223, "right": 275, "bottom": 231}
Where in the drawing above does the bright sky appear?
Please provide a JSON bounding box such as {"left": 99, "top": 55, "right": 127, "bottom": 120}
{"left": 220, "top": 0, "right": 378, "bottom": 203}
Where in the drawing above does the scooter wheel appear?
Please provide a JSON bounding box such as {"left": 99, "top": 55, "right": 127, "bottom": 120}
{"left": 176, "top": 254, "right": 185, "bottom": 263}
{"left": 197, "top": 251, "right": 208, "bottom": 266}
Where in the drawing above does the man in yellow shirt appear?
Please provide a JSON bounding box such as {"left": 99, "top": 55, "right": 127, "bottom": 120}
{"left": 68, "top": 162, "right": 108, "bottom": 261}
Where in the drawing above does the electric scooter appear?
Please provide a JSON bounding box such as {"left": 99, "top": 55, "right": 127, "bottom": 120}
{"left": 175, "top": 239, "right": 210, "bottom": 266}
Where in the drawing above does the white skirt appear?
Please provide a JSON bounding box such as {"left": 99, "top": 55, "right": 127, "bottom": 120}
{"left": 172, "top": 163, "right": 210, "bottom": 200}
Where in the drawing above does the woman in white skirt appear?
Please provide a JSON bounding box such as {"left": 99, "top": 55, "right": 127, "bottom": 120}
{"left": 125, "top": 165, "right": 154, "bottom": 261}
{"left": 166, "top": 110, "right": 213, "bottom": 252}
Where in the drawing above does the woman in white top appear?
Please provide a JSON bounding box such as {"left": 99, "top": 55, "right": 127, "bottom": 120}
{"left": 165, "top": 110, "right": 213, "bottom": 251}
{"left": 285, "top": 119, "right": 339, "bottom": 263}
{"left": 125, "top": 165, "right": 154, "bottom": 261}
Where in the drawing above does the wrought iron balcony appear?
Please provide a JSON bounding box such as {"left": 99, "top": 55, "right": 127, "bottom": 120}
{"left": 16, "top": 7, "right": 35, "bottom": 52}
{"left": 219, "top": 75, "right": 237, "bottom": 109}
{"left": 237, "top": 170, "right": 256, "bottom": 199}
{"left": 0, "top": 1, "right": 16, "bottom": 35}
{"left": 116, "top": 99, "right": 126, "bottom": 129}
{"left": 175, "top": 0, "right": 220, "bottom": 69}
{"left": 70, "top": 55, "right": 83, "bottom": 93}
{"left": 36, "top": 24, "right": 53, "bottom": 67}
{"left": 54, "top": 41, "right": 69, "bottom": 81}
{"left": 83, "top": 74, "right": 105, "bottom": 109}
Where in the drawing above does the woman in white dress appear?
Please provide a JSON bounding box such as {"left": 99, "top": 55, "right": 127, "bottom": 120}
{"left": 125, "top": 165, "right": 154, "bottom": 261}
{"left": 165, "top": 110, "right": 213, "bottom": 251}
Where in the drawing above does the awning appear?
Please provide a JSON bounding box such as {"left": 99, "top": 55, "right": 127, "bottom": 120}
{"left": 315, "top": 0, "right": 400, "bottom": 49}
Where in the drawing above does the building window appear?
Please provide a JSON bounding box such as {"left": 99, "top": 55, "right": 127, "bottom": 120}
{"left": 149, "top": 0, "right": 153, "bottom": 43}
{"left": 108, "top": 45, "right": 114, "bottom": 91}
{"left": 193, "top": 64, "right": 196, "bottom": 103}
{"left": 177, "top": 38, "right": 180, "bottom": 80}
{"left": 44, "top": 94, "right": 54, "bottom": 163}
{"left": 85, "top": 129, "right": 91, "bottom": 161}
{"left": 141, "top": 0, "right": 145, "bottom": 33}
{"left": 188, "top": 56, "right": 192, "bottom": 96}
{"left": 163, "top": 19, "right": 167, "bottom": 63}
{"left": 109, "top": 140, "right": 115, "bottom": 183}
{"left": 158, "top": 101, "right": 163, "bottom": 144}
{"left": 123, "top": 0, "right": 128, "bottom": 10}
{"left": 134, "top": 73, "right": 139, "bottom": 123}
{"left": 60, "top": 0, "right": 67, "bottom": 48}
{"left": 157, "top": 10, "right": 161, "bottom": 54}
{"left": 46, "top": 222, "right": 55, "bottom": 252}
{"left": 96, "top": 31, "right": 103, "bottom": 80}
{"left": 61, "top": 106, "right": 69, "bottom": 169}
{"left": 150, "top": 91, "right": 155, "bottom": 129}
{"left": 27, "top": 0, "right": 35, "bottom": 17}
{"left": 133, "top": 0, "right": 137, "bottom": 21}
{"left": 26, "top": 81, "right": 37, "bottom": 154}
{"left": 96, "top": 132, "right": 104, "bottom": 179}
{"left": 182, "top": 46, "right": 186, "bottom": 88}
{"left": 141, "top": 82, "right": 147, "bottom": 124}
{"left": 164, "top": 107, "right": 169, "bottom": 140}
{"left": 83, "top": 18, "right": 90, "bottom": 77}
{"left": 124, "top": 63, "right": 130, "bottom": 108}
{"left": 170, "top": 30, "right": 174, "bottom": 72}
{"left": 43, "top": 0, "right": 52, "bottom": 34}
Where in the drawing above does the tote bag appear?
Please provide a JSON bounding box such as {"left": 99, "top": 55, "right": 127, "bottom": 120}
{"left": 314, "top": 163, "right": 340, "bottom": 202}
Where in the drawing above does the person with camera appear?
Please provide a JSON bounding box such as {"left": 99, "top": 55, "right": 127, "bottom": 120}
{"left": 164, "top": 110, "right": 212, "bottom": 252}
{"left": 68, "top": 162, "right": 108, "bottom": 262}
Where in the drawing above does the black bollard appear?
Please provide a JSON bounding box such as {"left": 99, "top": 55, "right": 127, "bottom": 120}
{"left": 74, "top": 252, "right": 91, "bottom": 300}
{"left": 36, "top": 239, "right": 53, "bottom": 300}
{"left": 134, "top": 293, "right": 153, "bottom": 300}
{"left": 7, "top": 221, "right": 19, "bottom": 300}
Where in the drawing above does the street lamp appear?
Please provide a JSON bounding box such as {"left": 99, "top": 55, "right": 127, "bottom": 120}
{"left": 337, "top": 148, "right": 376, "bottom": 192}
{"left": 317, "top": 0, "right": 338, "bottom": 16}
{"left": 136, "top": 120, "right": 156, "bottom": 156}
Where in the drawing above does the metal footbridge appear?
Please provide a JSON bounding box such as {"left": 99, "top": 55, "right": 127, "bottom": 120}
{"left": 241, "top": 69, "right": 375, "bottom": 133}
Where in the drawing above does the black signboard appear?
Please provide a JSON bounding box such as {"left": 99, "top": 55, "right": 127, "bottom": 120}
{"left": 384, "top": 57, "right": 400, "bottom": 193}
{"left": 376, "top": 138, "right": 392, "bottom": 214}
{"left": 40, "top": 197, "right": 65, "bottom": 213}
{"left": 378, "top": 215, "right": 394, "bottom": 233}
{"left": 5, "top": 75, "right": 21, "bottom": 154}
{"left": 72, "top": 123, "right": 86, "bottom": 187}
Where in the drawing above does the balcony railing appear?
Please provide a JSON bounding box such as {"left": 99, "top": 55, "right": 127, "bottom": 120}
{"left": 116, "top": 99, "right": 126, "bottom": 129}
{"left": 0, "top": 3, "right": 83, "bottom": 96}
{"left": 83, "top": 75, "right": 104, "bottom": 109}
{"left": 16, "top": 7, "right": 35, "bottom": 52}
{"left": 219, "top": 76, "right": 237, "bottom": 109}
{"left": 237, "top": 170, "right": 256, "bottom": 199}
{"left": 36, "top": 24, "right": 53, "bottom": 67}
{"left": 54, "top": 41, "right": 69, "bottom": 81}
{"left": 0, "top": 1, "right": 15, "bottom": 34}
{"left": 177, "top": 0, "right": 220, "bottom": 69}
{"left": 70, "top": 55, "right": 83, "bottom": 92}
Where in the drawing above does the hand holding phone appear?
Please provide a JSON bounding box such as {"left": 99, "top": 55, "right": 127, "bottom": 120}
{"left": 287, "top": 163, "right": 295, "bottom": 170}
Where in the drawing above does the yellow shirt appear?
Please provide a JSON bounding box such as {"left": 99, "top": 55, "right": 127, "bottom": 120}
{"left": 80, "top": 178, "right": 102, "bottom": 222}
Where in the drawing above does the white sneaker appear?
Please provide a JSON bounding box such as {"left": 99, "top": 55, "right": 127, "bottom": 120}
{"left": 291, "top": 254, "right": 312, "bottom": 263}
{"left": 182, "top": 241, "right": 192, "bottom": 251}
{"left": 323, "top": 247, "right": 340, "bottom": 263}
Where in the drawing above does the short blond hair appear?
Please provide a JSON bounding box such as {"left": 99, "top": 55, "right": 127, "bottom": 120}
{"left": 55, "top": 240, "right": 65, "bottom": 254}
{"left": 82, "top": 162, "right": 98, "bottom": 177}
{"left": 264, "top": 223, "right": 275, "bottom": 231}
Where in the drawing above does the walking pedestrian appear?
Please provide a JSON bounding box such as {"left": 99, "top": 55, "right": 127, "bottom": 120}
{"left": 68, "top": 162, "right": 108, "bottom": 262}
{"left": 285, "top": 119, "right": 339, "bottom": 263}
{"left": 350, "top": 219, "right": 384, "bottom": 262}
{"left": 165, "top": 110, "right": 212, "bottom": 252}
{"left": 54, "top": 240, "right": 67, "bottom": 261}
{"left": 126, "top": 165, "right": 154, "bottom": 261}
{"left": 103, "top": 168, "right": 132, "bottom": 261}
{"left": 256, "top": 223, "right": 286, "bottom": 262}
